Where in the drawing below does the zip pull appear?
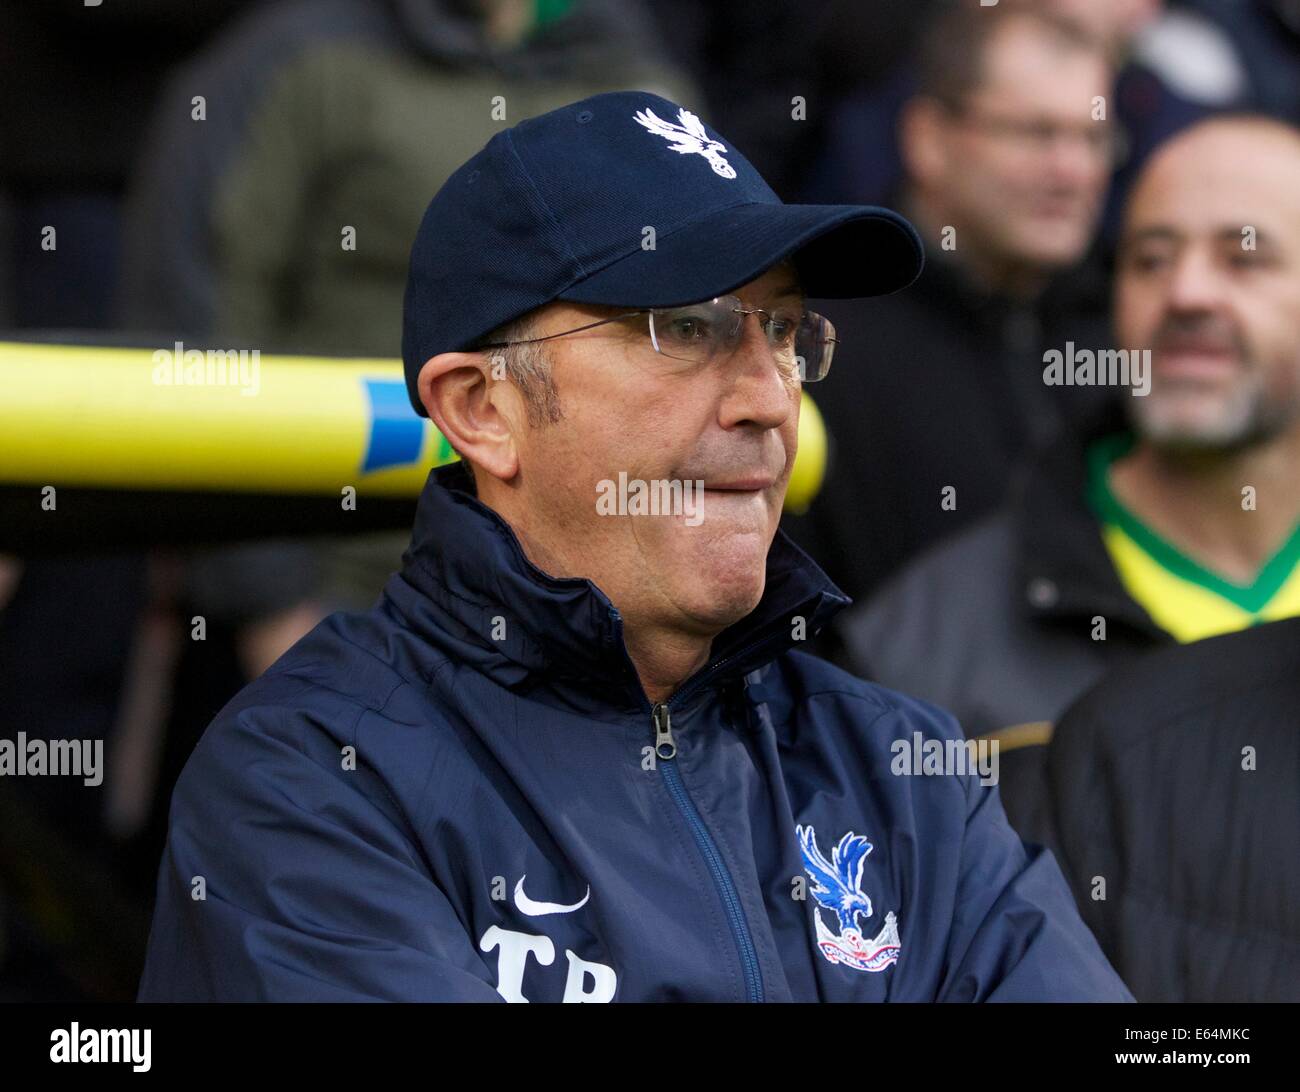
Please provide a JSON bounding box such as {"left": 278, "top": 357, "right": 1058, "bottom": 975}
{"left": 652, "top": 702, "right": 677, "bottom": 760}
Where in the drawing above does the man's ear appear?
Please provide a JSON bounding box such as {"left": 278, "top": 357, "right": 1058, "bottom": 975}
{"left": 417, "top": 351, "right": 522, "bottom": 483}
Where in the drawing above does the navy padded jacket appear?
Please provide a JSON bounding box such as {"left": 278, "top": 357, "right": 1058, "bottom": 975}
{"left": 138, "top": 461, "right": 1132, "bottom": 1002}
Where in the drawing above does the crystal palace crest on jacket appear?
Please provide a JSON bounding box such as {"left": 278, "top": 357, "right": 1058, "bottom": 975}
{"left": 797, "top": 824, "right": 901, "bottom": 973}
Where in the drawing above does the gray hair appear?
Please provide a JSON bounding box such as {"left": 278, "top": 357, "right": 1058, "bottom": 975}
{"left": 456, "top": 312, "right": 563, "bottom": 490}
{"left": 479, "top": 312, "right": 563, "bottom": 429}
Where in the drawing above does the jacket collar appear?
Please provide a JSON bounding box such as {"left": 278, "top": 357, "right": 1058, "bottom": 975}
{"left": 1010, "top": 408, "right": 1167, "bottom": 641}
{"left": 387, "top": 460, "right": 852, "bottom": 711}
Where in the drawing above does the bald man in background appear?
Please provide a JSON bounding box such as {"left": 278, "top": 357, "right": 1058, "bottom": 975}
{"left": 840, "top": 114, "right": 1300, "bottom": 838}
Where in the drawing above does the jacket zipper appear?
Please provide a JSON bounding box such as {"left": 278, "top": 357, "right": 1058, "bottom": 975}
{"left": 651, "top": 696, "right": 765, "bottom": 1002}
{"left": 612, "top": 609, "right": 788, "bottom": 1002}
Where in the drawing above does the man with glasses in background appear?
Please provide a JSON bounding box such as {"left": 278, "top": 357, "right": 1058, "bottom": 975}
{"left": 787, "top": 1, "right": 1119, "bottom": 622}
{"left": 138, "top": 92, "right": 1129, "bottom": 1003}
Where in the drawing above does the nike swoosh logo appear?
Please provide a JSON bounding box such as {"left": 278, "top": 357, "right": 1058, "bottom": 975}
{"left": 513, "top": 876, "right": 591, "bottom": 917}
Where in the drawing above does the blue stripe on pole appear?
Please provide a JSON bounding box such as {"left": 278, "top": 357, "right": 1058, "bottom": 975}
{"left": 362, "top": 378, "right": 425, "bottom": 473}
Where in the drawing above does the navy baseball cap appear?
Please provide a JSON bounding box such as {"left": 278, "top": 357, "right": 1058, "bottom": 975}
{"left": 402, "top": 90, "right": 924, "bottom": 416}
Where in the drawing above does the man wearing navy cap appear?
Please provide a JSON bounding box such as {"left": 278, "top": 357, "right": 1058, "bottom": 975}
{"left": 139, "top": 92, "right": 1131, "bottom": 1002}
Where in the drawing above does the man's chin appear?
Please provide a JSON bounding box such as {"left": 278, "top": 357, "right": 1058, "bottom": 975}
{"left": 1139, "top": 415, "right": 1271, "bottom": 455}
{"left": 1131, "top": 390, "right": 1277, "bottom": 454}
{"left": 685, "top": 586, "right": 766, "bottom": 634}
{"left": 675, "top": 540, "right": 769, "bottom": 620}
{"left": 1005, "top": 210, "right": 1087, "bottom": 248}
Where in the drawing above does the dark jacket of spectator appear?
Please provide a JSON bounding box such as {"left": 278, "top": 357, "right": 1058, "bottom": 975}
{"left": 118, "top": 0, "right": 693, "bottom": 344}
{"left": 837, "top": 408, "right": 1170, "bottom": 741}
{"left": 834, "top": 410, "right": 1173, "bottom": 839}
{"left": 781, "top": 243, "right": 1115, "bottom": 615}
{"left": 1043, "top": 616, "right": 1300, "bottom": 1002}
{"left": 115, "top": 0, "right": 696, "bottom": 622}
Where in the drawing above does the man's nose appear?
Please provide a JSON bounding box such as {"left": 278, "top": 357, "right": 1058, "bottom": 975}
{"left": 1165, "top": 247, "right": 1228, "bottom": 314}
{"left": 716, "top": 315, "right": 795, "bottom": 431}
{"left": 1039, "top": 122, "right": 1109, "bottom": 192}
{"left": 1047, "top": 138, "right": 1103, "bottom": 192}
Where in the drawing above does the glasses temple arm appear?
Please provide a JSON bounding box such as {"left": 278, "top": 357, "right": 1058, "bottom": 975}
{"left": 476, "top": 310, "right": 648, "bottom": 349}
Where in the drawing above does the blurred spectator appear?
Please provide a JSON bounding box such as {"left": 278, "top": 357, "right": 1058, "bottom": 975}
{"left": 0, "top": 0, "right": 266, "bottom": 1003}
{"left": 1183, "top": 0, "right": 1300, "bottom": 120}
{"left": 840, "top": 116, "right": 1300, "bottom": 832}
{"left": 783, "top": 1, "right": 1117, "bottom": 620}
{"left": 0, "top": 0, "right": 260, "bottom": 328}
{"left": 117, "top": 0, "right": 695, "bottom": 630}
{"left": 0, "top": 542, "right": 322, "bottom": 999}
{"left": 1043, "top": 616, "right": 1300, "bottom": 1001}
{"left": 120, "top": 0, "right": 692, "bottom": 352}
{"left": 804, "top": 1, "right": 1267, "bottom": 236}
{"left": 1100, "top": 0, "right": 1258, "bottom": 240}
{"left": 643, "top": 0, "right": 935, "bottom": 200}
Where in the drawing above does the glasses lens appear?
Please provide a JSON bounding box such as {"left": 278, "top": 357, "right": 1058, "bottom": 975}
{"left": 645, "top": 300, "right": 835, "bottom": 383}
{"left": 648, "top": 298, "right": 741, "bottom": 365}
{"left": 794, "top": 311, "right": 835, "bottom": 382}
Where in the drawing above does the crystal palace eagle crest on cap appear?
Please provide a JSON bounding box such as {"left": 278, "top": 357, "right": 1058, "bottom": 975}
{"left": 633, "top": 106, "right": 737, "bottom": 179}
